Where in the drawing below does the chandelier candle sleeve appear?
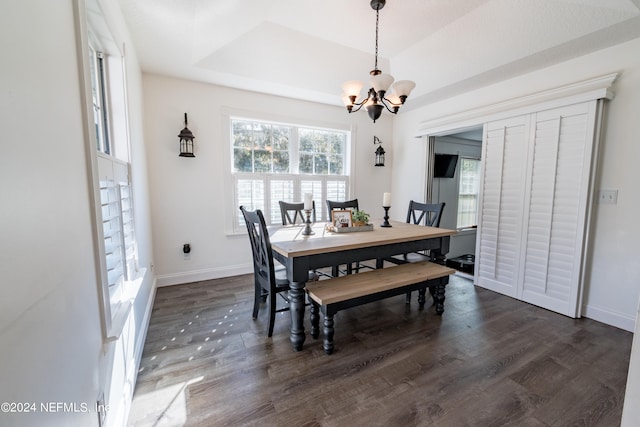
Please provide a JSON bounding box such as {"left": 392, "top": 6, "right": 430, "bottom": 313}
{"left": 383, "top": 192, "right": 391, "bottom": 207}
{"left": 304, "top": 193, "right": 313, "bottom": 211}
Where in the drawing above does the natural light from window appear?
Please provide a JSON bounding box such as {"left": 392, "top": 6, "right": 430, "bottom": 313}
{"left": 457, "top": 157, "right": 481, "bottom": 229}
{"left": 231, "top": 118, "right": 350, "bottom": 228}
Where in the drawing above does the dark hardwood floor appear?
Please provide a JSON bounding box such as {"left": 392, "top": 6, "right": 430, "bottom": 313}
{"left": 128, "top": 273, "right": 632, "bottom": 426}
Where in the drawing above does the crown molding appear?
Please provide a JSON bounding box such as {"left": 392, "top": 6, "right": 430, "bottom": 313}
{"left": 416, "top": 73, "right": 619, "bottom": 137}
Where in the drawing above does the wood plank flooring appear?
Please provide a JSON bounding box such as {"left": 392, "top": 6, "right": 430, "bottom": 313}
{"left": 128, "top": 274, "right": 632, "bottom": 426}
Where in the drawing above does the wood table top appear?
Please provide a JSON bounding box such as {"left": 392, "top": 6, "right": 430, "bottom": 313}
{"left": 270, "top": 219, "right": 456, "bottom": 258}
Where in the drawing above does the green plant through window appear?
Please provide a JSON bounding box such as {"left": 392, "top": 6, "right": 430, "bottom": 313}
{"left": 231, "top": 118, "right": 350, "bottom": 228}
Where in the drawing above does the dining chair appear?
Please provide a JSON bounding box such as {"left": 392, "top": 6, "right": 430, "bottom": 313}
{"left": 279, "top": 201, "right": 331, "bottom": 278}
{"left": 240, "top": 206, "right": 316, "bottom": 337}
{"left": 326, "top": 198, "right": 359, "bottom": 213}
{"left": 384, "top": 200, "right": 446, "bottom": 302}
{"left": 279, "top": 200, "right": 316, "bottom": 225}
{"left": 392, "top": 200, "right": 446, "bottom": 261}
{"left": 325, "top": 198, "right": 374, "bottom": 275}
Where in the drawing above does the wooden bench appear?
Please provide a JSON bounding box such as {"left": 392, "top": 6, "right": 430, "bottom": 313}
{"left": 305, "top": 261, "right": 455, "bottom": 354}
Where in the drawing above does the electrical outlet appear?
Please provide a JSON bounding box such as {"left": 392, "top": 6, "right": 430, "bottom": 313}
{"left": 598, "top": 189, "right": 618, "bottom": 204}
{"left": 96, "top": 393, "right": 106, "bottom": 427}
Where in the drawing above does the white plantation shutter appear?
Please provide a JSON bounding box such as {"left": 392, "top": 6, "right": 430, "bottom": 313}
{"left": 97, "top": 155, "right": 138, "bottom": 315}
{"left": 270, "top": 179, "right": 295, "bottom": 223}
{"left": 118, "top": 184, "right": 137, "bottom": 281}
{"left": 476, "top": 116, "right": 529, "bottom": 297}
{"left": 521, "top": 103, "right": 597, "bottom": 316}
{"left": 476, "top": 100, "right": 601, "bottom": 318}
{"left": 101, "top": 180, "right": 124, "bottom": 302}
{"left": 233, "top": 174, "right": 348, "bottom": 229}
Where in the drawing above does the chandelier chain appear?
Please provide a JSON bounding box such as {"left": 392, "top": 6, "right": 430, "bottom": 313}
{"left": 374, "top": 8, "right": 379, "bottom": 71}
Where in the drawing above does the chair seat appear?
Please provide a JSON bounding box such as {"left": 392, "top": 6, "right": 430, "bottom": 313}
{"left": 274, "top": 269, "right": 290, "bottom": 288}
{"left": 388, "top": 252, "right": 430, "bottom": 264}
{"left": 275, "top": 267, "right": 318, "bottom": 285}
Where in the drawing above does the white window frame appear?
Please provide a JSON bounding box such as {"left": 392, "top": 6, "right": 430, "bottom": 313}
{"left": 76, "top": 0, "right": 141, "bottom": 341}
{"left": 89, "top": 46, "right": 111, "bottom": 155}
{"left": 223, "top": 111, "right": 354, "bottom": 234}
{"left": 456, "top": 157, "right": 481, "bottom": 229}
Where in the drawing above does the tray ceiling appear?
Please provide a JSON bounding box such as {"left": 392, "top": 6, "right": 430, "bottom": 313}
{"left": 118, "top": 0, "right": 640, "bottom": 110}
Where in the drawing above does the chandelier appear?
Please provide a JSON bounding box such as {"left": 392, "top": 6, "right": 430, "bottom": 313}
{"left": 341, "top": 0, "right": 415, "bottom": 123}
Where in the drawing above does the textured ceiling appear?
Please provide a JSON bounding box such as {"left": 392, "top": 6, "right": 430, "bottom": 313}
{"left": 117, "top": 0, "right": 640, "bottom": 111}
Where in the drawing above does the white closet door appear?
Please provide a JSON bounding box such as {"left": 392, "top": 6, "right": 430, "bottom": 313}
{"left": 520, "top": 102, "right": 598, "bottom": 317}
{"left": 476, "top": 116, "right": 530, "bottom": 297}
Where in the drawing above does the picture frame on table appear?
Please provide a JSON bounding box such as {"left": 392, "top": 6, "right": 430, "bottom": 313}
{"left": 331, "top": 210, "right": 353, "bottom": 228}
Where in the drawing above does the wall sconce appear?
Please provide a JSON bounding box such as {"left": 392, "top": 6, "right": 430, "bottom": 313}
{"left": 178, "top": 113, "right": 195, "bottom": 157}
{"left": 374, "top": 136, "right": 385, "bottom": 167}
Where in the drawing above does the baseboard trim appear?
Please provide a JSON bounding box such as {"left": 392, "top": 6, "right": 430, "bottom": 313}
{"left": 583, "top": 303, "right": 636, "bottom": 332}
{"left": 132, "top": 276, "right": 156, "bottom": 376}
{"left": 156, "top": 264, "right": 253, "bottom": 287}
{"left": 121, "top": 273, "right": 157, "bottom": 427}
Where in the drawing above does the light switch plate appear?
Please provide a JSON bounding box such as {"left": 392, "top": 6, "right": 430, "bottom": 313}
{"left": 598, "top": 189, "right": 618, "bottom": 204}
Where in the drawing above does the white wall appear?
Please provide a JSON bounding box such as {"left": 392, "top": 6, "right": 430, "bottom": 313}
{"left": 142, "top": 74, "right": 393, "bottom": 286}
{"left": 393, "top": 37, "right": 640, "bottom": 332}
{"left": 622, "top": 298, "right": 640, "bottom": 425}
{"left": 0, "top": 1, "right": 154, "bottom": 426}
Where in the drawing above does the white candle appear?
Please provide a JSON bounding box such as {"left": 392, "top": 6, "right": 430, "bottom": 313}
{"left": 383, "top": 192, "right": 391, "bottom": 207}
{"left": 304, "top": 193, "right": 313, "bottom": 211}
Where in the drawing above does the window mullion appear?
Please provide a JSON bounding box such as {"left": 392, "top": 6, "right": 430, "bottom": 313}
{"left": 291, "top": 127, "right": 299, "bottom": 174}
{"left": 264, "top": 174, "right": 272, "bottom": 225}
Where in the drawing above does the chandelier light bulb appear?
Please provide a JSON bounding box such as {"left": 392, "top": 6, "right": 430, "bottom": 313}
{"left": 371, "top": 73, "right": 395, "bottom": 94}
{"left": 392, "top": 80, "right": 416, "bottom": 99}
{"left": 341, "top": 80, "right": 364, "bottom": 98}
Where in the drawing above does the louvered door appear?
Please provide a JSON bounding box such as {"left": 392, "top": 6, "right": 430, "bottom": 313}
{"left": 475, "top": 101, "right": 600, "bottom": 318}
{"left": 520, "top": 102, "right": 598, "bottom": 316}
{"left": 476, "top": 116, "right": 530, "bottom": 297}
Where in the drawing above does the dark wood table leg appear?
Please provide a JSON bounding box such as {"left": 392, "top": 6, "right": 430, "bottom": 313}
{"left": 289, "top": 280, "right": 306, "bottom": 351}
{"left": 323, "top": 315, "right": 334, "bottom": 355}
{"left": 310, "top": 298, "right": 319, "bottom": 339}
{"left": 417, "top": 288, "right": 426, "bottom": 308}
{"left": 434, "top": 282, "right": 446, "bottom": 315}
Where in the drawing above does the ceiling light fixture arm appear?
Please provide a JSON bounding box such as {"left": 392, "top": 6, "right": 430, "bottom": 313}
{"left": 341, "top": 0, "right": 415, "bottom": 123}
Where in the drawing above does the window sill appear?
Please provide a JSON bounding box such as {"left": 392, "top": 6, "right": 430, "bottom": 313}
{"left": 104, "top": 268, "right": 147, "bottom": 343}
{"left": 455, "top": 227, "right": 478, "bottom": 236}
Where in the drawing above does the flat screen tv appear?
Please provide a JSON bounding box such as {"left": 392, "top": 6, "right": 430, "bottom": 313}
{"left": 433, "top": 154, "right": 458, "bottom": 178}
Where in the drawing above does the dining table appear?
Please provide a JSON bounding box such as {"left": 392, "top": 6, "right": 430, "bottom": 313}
{"left": 269, "top": 219, "right": 457, "bottom": 351}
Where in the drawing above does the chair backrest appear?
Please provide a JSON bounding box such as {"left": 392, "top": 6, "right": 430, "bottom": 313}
{"left": 240, "top": 206, "right": 276, "bottom": 293}
{"left": 406, "top": 200, "right": 445, "bottom": 227}
{"left": 326, "top": 198, "right": 359, "bottom": 212}
{"left": 279, "top": 200, "right": 316, "bottom": 225}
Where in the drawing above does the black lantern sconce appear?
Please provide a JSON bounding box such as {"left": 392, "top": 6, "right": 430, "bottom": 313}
{"left": 374, "top": 136, "right": 385, "bottom": 166}
{"left": 178, "top": 113, "right": 195, "bottom": 157}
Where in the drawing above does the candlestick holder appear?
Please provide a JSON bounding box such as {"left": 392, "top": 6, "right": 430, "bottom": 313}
{"left": 302, "top": 209, "right": 315, "bottom": 235}
{"left": 381, "top": 206, "right": 392, "bottom": 227}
